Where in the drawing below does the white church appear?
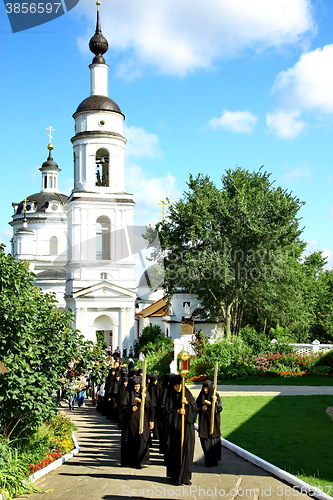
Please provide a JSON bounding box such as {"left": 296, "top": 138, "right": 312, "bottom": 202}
{"left": 9, "top": 5, "right": 221, "bottom": 351}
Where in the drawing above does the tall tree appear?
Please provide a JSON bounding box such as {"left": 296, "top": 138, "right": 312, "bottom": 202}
{"left": 146, "top": 168, "right": 305, "bottom": 337}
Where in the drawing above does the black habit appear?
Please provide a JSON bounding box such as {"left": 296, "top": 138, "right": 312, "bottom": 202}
{"left": 119, "top": 377, "right": 154, "bottom": 468}
{"left": 196, "top": 380, "right": 222, "bottom": 467}
{"left": 164, "top": 375, "right": 197, "bottom": 485}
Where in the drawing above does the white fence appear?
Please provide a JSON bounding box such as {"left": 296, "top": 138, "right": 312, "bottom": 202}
{"left": 171, "top": 338, "right": 333, "bottom": 370}
{"left": 275, "top": 339, "right": 333, "bottom": 356}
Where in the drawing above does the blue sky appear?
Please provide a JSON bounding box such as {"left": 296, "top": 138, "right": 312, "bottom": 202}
{"left": 1, "top": 0, "right": 333, "bottom": 266}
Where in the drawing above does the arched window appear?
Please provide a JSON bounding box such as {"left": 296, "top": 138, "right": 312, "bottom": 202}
{"left": 44, "top": 176, "right": 47, "bottom": 188}
{"left": 95, "top": 148, "right": 109, "bottom": 187}
{"left": 48, "top": 176, "right": 53, "bottom": 188}
{"left": 50, "top": 236, "right": 58, "bottom": 256}
{"left": 96, "top": 216, "right": 111, "bottom": 260}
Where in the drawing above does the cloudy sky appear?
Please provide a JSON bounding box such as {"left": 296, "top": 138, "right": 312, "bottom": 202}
{"left": 1, "top": 0, "right": 333, "bottom": 265}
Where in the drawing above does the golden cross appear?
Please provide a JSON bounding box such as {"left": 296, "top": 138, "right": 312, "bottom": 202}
{"left": 158, "top": 199, "right": 169, "bottom": 221}
{"left": 23, "top": 198, "right": 27, "bottom": 212}
{"left": 46, "top": 125, "right": 56, "bottom": 143}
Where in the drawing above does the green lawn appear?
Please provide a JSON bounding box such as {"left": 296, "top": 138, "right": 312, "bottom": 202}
{"left": 218, "top": 375, "right": 333, "bottom": 386}
{"left": 222, "top": 395, "right": 333, "bottom": 492}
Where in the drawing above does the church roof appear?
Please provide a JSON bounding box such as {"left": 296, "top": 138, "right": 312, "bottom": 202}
{"left": 136, "top": 297, "right": 169, "bottom": 318}
{"left": 35, "top": 268, "right": 67, "bottom": 280}
{"left": 39, "top": 149, "right": 60, "bottom": 172}
{"left": 16, "top": 192, "right": 68, "bottom": 214}
{"left": 74, "top": 95, "right": 123, "bottom": 116}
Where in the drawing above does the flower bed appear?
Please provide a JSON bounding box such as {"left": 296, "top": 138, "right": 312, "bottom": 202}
{"left": 28, "top": 451, "right": 62, "bottom": 474}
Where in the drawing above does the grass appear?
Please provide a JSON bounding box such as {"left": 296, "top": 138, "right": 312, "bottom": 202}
{"left": 218, "top": 375, "right": 333, "bottom": 386}
{"left": 222, "top": 395, "right": 333, "bottom": 492}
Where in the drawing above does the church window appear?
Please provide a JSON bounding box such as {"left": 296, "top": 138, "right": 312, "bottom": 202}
{"left": 95, "top": 148, "right": 109, "bottom": 187}
{"left": 50, "top": 236, "right": 58, "bottom": 256}
{"left": 49, "top": 176, "right": 53, "bottom": 188}
{"left": 53, "top": 176, "right": 57, "bottom": 189}
{"left": 44, "top": 176, "right": 47, "bottom": 188}
{"left": 96, "top": 216, "right": 111, "bottom": 260}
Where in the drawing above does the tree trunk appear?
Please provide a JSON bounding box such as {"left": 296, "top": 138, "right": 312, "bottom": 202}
{"left": 225, "top": 302, "right": 233, "bottom": 338}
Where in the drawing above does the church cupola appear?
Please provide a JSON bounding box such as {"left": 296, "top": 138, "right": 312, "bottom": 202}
{"left": 88, "top": 0, "right": 110, "bottom": 97}
{"left": 40, "top": 129, "right": 61, "bottom": 193}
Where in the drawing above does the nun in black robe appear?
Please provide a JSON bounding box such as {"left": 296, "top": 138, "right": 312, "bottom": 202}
{"left": 164, "top": 374, "right": 197, "bottom": 485}
{"left": 119, "top": 376, "right": 155, "bottom": 468}
{"left": 196, "top": 379, "right": 222, "bottom": 467}
{"left": 102, "top": 368, "right": 116, "bottom": 416}
{"left": 158, "top": 373, "right": 174, "bottom": 455}
{"left": 147, "top": 373, "right": 162, "bottom": 441}
{"left": 117, "top": 376, "right": 129, "bottom": 429}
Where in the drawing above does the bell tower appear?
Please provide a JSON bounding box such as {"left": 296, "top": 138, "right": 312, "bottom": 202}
{"left": 65, "top": 1, "right": 136, "bottom": 347}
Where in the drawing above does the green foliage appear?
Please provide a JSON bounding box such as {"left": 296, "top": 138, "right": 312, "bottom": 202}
{"left": 146, "top": 168, "right": 305, "bottom": 336}
{"left": 189, "top": 328, "right": 209, "bottom": 356}
{"left": 137, "top": 325, "right": 163, "bottom": 351}
{"left": 135, "top": 325, "right": 173, "bottom": 358}
{"left": 0, "top": 245, "right": 86, "bottom": 439}
{"left": 239, "top": 326, "right": 273, "bottom": 354}
{"left": 141, "top": 350, "right": 174, "bottom": 379}
{"left": 0, "top": 413, "right": 75, "bottom": 499}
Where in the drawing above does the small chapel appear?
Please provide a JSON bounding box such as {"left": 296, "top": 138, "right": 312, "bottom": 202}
{"left": 9, "top": 4, "right": 221, "bottom": 351}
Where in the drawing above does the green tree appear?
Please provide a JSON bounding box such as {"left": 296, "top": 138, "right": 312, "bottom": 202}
{"left": 0, "top": 245, "right": 86, "bottom": 440}
{"left": 146, "top": 168, "right": 305, "bottom": 337}
{"left": 310, "top": 269, "right": 333, "bottom": 343}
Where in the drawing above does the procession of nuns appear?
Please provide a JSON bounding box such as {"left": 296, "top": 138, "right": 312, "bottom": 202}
{"left": 96, "top": 364, "right": 223, "bottom": 486}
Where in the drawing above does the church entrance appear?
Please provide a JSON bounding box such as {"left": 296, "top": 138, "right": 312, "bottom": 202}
{"left": 93, "top": 315, "right": 114, "bottom": 350}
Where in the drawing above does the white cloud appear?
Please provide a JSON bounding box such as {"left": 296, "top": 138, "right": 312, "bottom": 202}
{"left": 78, "top": 0, "right": 314, "bottom": 76}
{"left": 209, "top": 110, "right": 258, "bottom": 133}
{"left": 125, "top": 164, "right": 181, "bottom": 226}
{"left": 282, "top": 166, "right": 312, "bottom": 183}
{"left": 272, "top": 45, "right": 333, "bottom": 113}
{"left": 266, "top": 110, "right": 307, "bottom": 139}
{"left": 125, "top": 126, "right": 162, "bottom": 158}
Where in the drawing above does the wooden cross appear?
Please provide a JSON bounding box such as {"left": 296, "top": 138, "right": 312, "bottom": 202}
{"left": 46, "top": 125, "right": 56, "bottom": 143}
{"left": 158, "top": 199, "right": 168, "bottom": 221}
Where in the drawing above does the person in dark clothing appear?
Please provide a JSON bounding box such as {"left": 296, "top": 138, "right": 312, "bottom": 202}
{"left": 196, "top": 379, "right": 222, "bottom": 467}
{"left": 109, "top": 372, "right": 121, "bottom": 422}
{"left": 117, "top": 376, "right": 129, "bottom": 428}
{"left": 158, "top": 373, "right": 174, "bottom": 455}
{"left": 163, "top": 374, "right": 197, "bottom": 485}
{"left": 119, "top": 376, "right": 155, "bottom": 469}
{"left": 103, "top": 367, "right": 116, "bottom": 416}
{"left": 147, "top": 373, "right": 162, "bottom": 442}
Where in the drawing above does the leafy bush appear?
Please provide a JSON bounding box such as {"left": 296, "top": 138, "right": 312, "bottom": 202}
{"left": 0, "top": 441, "right": 40, "bottom": 500}
{"left": 137, "top": 349, "right": 174, "bottom": 379}
{"left": 239, "top": 326, "right": 272, "bottom": 354}
{"left": 309, "top": 365, "right": 332, "bottom": 375}
{"left": 0, "top": 413, "right": 76, "bottom": 499}
{"left": 0, "top": 245, "right": 87, "bottom": 440}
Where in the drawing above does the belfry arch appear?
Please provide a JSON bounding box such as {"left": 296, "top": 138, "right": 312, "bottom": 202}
{"left": 95, "top": 148, "right": 109, "bottom": 187}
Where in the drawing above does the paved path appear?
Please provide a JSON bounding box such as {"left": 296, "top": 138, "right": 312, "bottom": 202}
{"left": 24, "top": 386, "right": 333, "bottom": 500}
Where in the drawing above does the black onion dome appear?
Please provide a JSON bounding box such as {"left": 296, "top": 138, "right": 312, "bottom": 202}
{"left": 39, "top": 150, "right": 60, "bottom": 172}
{"left": 16, "top": 192, "right": 68, "bottom": 214}
{"left": 89, "top": 3, "right": 108, "bottom": 64}
{"left": 74, "top": 95, "right": 123, "bottom": 116}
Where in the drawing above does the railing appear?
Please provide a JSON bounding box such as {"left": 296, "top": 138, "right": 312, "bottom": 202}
{"left": 271, "top": 339, "right": 333, "bottom": 355}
